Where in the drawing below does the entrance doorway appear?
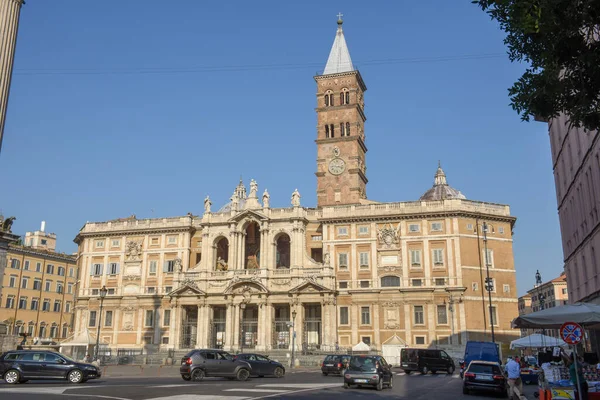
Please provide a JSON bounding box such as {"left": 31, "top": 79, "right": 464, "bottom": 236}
{"left": 272, "top": 305, "right": 290, "bottom": 349}
{"left": 210, "top": 307, "right": 226, "bottom": 349}
{"left": 240, "top": 305, "right": 258, "bottom": 349}
{"left": 181, "top": 307, "right": 197, "bottom": 348}
{"left": 303, "top": 304, "right": 322, "bottom": 351}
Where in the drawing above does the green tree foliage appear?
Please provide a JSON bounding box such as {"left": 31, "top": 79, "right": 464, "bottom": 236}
{"left": 474, "top": 0, "right": 600, "bottom": 131}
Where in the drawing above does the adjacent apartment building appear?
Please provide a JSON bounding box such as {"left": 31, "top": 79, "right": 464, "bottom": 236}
{"left": 518, "top": 272, "right": 568, "bottom": 337}
{"left": 72, "top": 18, "right": 520, "bottom": 355}
{"left": 0, "top": 223, "right": 78, "bottom": 340}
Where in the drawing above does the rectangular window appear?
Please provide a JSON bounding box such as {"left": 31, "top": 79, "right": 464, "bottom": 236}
{"left": 503, "top": 284, "right": 510, "bottom": 293}
{"left": 412, "top": 279, "right": 422, "bottom": 287}
{"left": 410, "top": 250, "right": 422, "bottom": 267}
{"left": 361, "top": 306, "right": 371, "bottom": 325}
{"left": 360, "top": 280, "right": 370, "bottom": 288}
{"left": 111, "top": 239, "right": 120, "bottom": 247}
{"left": 45, "top": 281, "right": 52, "bottom": 292}
{"left": 67, "top": 283, "right": 73, "bottom": 294}
{"left": 151, "top": 237, "right": 159, "bottom": 245}
{"left": 53, "top": 301, "right": 61, "bottom": 312}
{"left": 164, "top": 286, "right": 172, "bottom": 294}
{"left": 46, "top": 264, "right": 54, "bottom": 274}
{"left": 149, "top": 260, "right": 157, "bottom": 275}
{"left": 92, "top": 263, "right": 103, "bottom": 276}
{"left": 109, "top": 262, "right": 119, "bottom": 275}
{"left": 432, "top": 248, "right": 444, "bottom": 267}
{"left": 9, "top": 275, "right": 16, "bottom": 287}
{"left": 490, "top": 306, "right": 498, "bottom": 326}
{"left": 435, "top": 278, "right": 446, "bottom": 286}
{"left": 359, "top": 252, "right": 369, "bottom": 268}
{"left": 437, "top": 305, "right": 448, "bottom": 325}
{"left": 42, "top": 299, "right": 50, "bottom": 311}
{"left": 24, "top": 260, "right": 30, "bottom": 270}
{"left": 105, "top": 310, "right": 113, "bottom": 327}
{"left": 145, "top": 310, "right": 154, "bottom": 327}
{"left": 56, "top": 283, "right": 63, "bottom": 294}
{"left": 562, "top": 288, "right": 567, "bottom": 294}
{"left": 168, "top": 236, "right": 177, "bottom": 244}
{"left": 499, "top": 227, "right": 505, "bottom": 234}
{"left": 21, "top": 277, "right": 28, "bottom": 289}
{"left": 337, "top": 227, "right": 348, "bottom": 236}
{"left": 340, "top": 307, "right": 349, "bottom": 325}
{"left": 69, "top": 267, "right": 74, "bottom": 277}
{"left": 311, "top": 235, "right": 322, "bottom": 241}
{"left": 95, "top": 240, "right": 104, "bottom": 248}
{"left": 415, "top": 336, "right": 426, "bottom": 345}
{"left": 41, "top": 239, "right": 47, "bottom": 245}
{"left": 339, "top": 281, "right": 348, "bottom": 289}
{"left": 472, "top": 282, "right": 478, "bottom": 291}
{"left": 338, "top": 253, "right": 348, "bottom": 269}
{"left": 11, "top": 259, "right": 20, "bottom": 269}
{"left": 65, "top": 302, "right": 71, "bottom": 313}
{"left": 163, "top": 261, "right": 175, "bottom": 273}
{"left": 431, "top": 222, "right": 443, "bottom": 232}
{"left": 414, "top": 306, "right": 424, "bottom": 325}
{"left": 361, "top": 337, "right": 371, "bottom": 346}
{"left": 163, "top": 309, "right": 171, "bottom": 326}
{"left": 162, "top": 336, "right": 169, "bottom": 345}
{"left": 35, "top": 262, "right": 42, "bottom": 272}
{"left": 89, "top": 311, "right": 97, "bottom": 327}
{"left": 147, "top": 287, "right": 156, "bottom": 294}
{"left": 108, "top": 288, "right": 115, "bottom": 295}
{"left": 467, "top": 223, "right": 473, "bottom": 230}
{"left": 19, "top": 297, "right": 27, "bottom": 309}
{"left": 62, "top": 325, "right": 68, "bottom": 338}
{"left": 409, "top": 224, "right": 420, "bottom": 232}
{"left": 31, "top": 298, "right": 39, "bottom": 311}
{"left": 57, "top": 266, "right": 65, "bottom": 276}
{"left": 358, "top": 226, "right": 369, "bottom": 235}
{"left": 5, "top": 296, "right": 15, "bottom": 308}
{"left": 91, "top": 289, "right": 99, "bottom": 296}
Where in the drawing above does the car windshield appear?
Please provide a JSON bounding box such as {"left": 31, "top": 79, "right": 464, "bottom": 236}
{"left": 348, "top": 357, "right": 377, "bottom": 371}
{"left": 218, "top": 352, "right": 233, "bottom": 360}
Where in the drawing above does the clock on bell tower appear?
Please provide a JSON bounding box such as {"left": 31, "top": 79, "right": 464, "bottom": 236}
{"left": 314, "top": 16, "right": 368, "bottom": 207}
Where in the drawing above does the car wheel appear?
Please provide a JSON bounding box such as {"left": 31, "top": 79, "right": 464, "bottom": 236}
{"left": 447, "top": 365, "right": 455, "bottom": 375}
{"left": 388, "top": 376, "right": 393, "bottom": 389}
{"left": 376, "top": 378, "right": 383, "bottom": 391}
{"left": 4, "top": 370, "right": 20, "bottom": 384}
{"left": 421, "top": 366, "right": 429, "bottom": 375}
{"left": 274, "top": 367, "right": 284, "bottom": 378}
{"left": 191, "top": 369, "right": 205, "bottom": 382}
{"left": 404, "top": 370, "right": 411, "bottom": 375}
{"left": 181, "top": 374, "right": 191, "bottom": 381}
{"left": 236, "top": 368, "right": 250, "bottom": 382}
{"left": 463, "top": 386, "right": 469, "bottom": 395}
{"left": 68, "top": 369, "right": 84, "bottom": 384}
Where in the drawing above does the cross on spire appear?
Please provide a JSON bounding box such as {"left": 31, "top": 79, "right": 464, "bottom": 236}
{"left": 337, "top": 12, "right": 343, "bottom": 20}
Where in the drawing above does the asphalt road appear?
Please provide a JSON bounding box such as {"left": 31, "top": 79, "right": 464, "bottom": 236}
{"left": 0, "top": 369, "right": 539, "bottom": 399}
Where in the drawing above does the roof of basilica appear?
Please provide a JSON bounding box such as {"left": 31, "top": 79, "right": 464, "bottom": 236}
{"left": 323, "top": 17, "right": 354, "bottom": 75}
{"left": 419, "top": 163, "right": 467, "bottom": 201}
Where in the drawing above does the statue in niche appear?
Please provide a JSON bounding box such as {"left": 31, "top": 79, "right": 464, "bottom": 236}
{"left": 174, "top": 257, "right": 182, "bottom": 272}
{"left": 291, "top": 189, "right": 301, "bottom": 207}
{"left": 230, "top": 191, "right": 239, "bottom": 211}
{"left": 323, "top": 252, "right": 331, "bottom": 266}
{"left": 204, "top": 196, "right": 212, "bottom": 213}
{"left": 216, "top": 257, "right": 228, "bottom": 271}
{"left": 262, "top": 189, "right": 270, "bottom": 208}
{"left": 249, "top": 179, "right": 258, "bottom": 198}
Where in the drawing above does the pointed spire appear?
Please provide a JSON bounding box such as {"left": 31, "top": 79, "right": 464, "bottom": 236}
{"left": 323, "top": 13, "right": 354, "bottom": 75}
{"left": 434, "top": 162, "right": 447, "bottom": 186}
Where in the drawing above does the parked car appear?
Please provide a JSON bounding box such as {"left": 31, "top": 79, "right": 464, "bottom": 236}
{"left": 462, "top": 360, "right": 508, "bottom": 397}
{"left": 343, "top": 355, "right": 393, "bottom": 391}
{"left": 400, "top": 348, "right": 455, "bottom": 375}
{"left": 180, "top": 349, "right": 252, "bottom": 382}
{"left": 460, "top": 341, "right": 501, "bottom": 378}
{"left": 0, "top": 350, "right": 101, "bottom": 384}
{"left": 234, "top": 353, "right": 285, "bottom": 378}
{"left": 321, "top": 354, "right": 351, "bottom": 376}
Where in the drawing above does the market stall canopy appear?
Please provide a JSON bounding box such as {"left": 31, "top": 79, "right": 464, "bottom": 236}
{"left": 510, "top": 333, "right": 568, "bottom": 349}
{"left": 512, "top": 303, "right": 600, "bottom": 329}
{"left": 352, "top": 341, "right": 371, "bottom": 352}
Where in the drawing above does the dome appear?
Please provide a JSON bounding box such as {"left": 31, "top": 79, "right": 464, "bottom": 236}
{"left": 217, "top": 178, "right": 248, "bottom": 213}
{"left": 419, "top": 163, "right": 466, "bottom": 201}
{"left": 218, "top": 198, "right": 246, "bottom": 213}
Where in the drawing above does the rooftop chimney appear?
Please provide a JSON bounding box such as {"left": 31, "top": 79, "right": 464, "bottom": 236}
{"left": 40, "top": 221, "right": 45, "bottom": 232}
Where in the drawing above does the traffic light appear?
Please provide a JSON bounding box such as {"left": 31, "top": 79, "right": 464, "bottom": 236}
{"left": 485, "top": 277, "right": 494, "bottom": 292}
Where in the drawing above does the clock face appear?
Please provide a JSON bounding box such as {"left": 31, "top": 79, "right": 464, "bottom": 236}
{"left": 328, "top": 158, "right": 346, "bottom": 175}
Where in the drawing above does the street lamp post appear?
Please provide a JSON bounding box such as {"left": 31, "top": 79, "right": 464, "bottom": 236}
{"left": 94, "top": 286, "right": 108, "bottom": 362}
{"left": 291, "top": 309, "right": 297, "bottom": 369}
{"left": 445, "top": 294, "right": 461, "bottom": 346}
{"left": 240, "top": 303, "right": 246, "bottom": 353}
{"left": 482, "top": 222, "right": 495, "bottom": 343}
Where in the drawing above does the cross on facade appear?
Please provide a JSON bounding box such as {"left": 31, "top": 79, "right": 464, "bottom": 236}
{"left": 337, "top": 12, "right": 343, "bottom": 20}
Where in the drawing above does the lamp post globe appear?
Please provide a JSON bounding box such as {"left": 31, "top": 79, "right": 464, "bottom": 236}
{"left": 94, "top": 286, "right": 108, "bottom": 362}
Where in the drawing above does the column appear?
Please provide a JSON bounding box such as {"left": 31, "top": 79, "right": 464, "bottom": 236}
{"left": 169, "top": 305, "right": 178, "bottom": 348}
{"left": 238, "top": 235, "right": 245, "bottom": 270}
{"left": 257, "top": 303, "right": 266, "bottom": 351}
{"left": 322, "top": 302, "right": 330, "bottom": 347}
{"left": 427, "top": 303, "right": 436, "bottom": 345}
{"left": 224, "top": 304, "right": 233, "bottom": 351}
{"left": 293, "top": 303, "right": 303, "bottom": 352}
{"left": 154, "top": 309, "right": 161, "bottom": 345}
{"left": 232, "top": 304, "right": 240, "bottom": 348}
{"left": 196, "top": 305, "right": 205, "bottom": 348}
{"left": 228, "top": 233, "right": 236, "bottom": 270}
{"left": 373, "top": 304, "right": 380, "bottom": 349}
{"left": 458, "top": 301, "right": 467, "bottom": 344}
{"left": 350, "top": 304, "right": 359, "bottom": 344}
{"left": 136, "top": 310, "right": 144, "bottom": 345}
{"left": 404, "top": 304, "right": 412, "bottom": 345}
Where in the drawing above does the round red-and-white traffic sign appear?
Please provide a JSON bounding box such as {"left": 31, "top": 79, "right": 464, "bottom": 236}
{"left": 560, "top": 322, "right": 583, "bottom": 345}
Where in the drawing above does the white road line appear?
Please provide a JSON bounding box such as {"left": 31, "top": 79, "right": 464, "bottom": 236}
{"left": 396, "top": 372, "right": 406, "bottom": 376}
{"left": 151, "top": 384, "right": 195, "bottom": 388}
{"left": 149, "top": 396, "right": 249, "bottom": 400}
{"left": 256, "top": 383, "right": 339, "bottom": 389}
{"left": 246, "top": 384, "right": 340, "bottom": 400}
{"left": 224, "top": 389, "right": 290, "bottom": 393}
{"left": 0, "top": 388, "right": 131, "bottom": 400}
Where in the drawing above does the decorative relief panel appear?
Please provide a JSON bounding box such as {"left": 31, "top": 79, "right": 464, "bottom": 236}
{"left": 376, "top": 223, "right": 401, "bottom": 249}
{"left": 382, "top": 302, "right": 400, "bottom": 329}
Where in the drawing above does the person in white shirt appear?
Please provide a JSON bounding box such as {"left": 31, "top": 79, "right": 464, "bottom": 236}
{"left": 506, "top": 357, "right": 522, "bottom": 399}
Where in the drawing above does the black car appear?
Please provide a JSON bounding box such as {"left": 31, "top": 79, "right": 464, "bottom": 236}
{"left": 0, "top": 350, "right": 101, "bottom": 384}
{"left": 180, "top": 349, "right": 252, "bottom": 381}
{"left": 400, "top": 348, "right": 455, "bottom": 375}
{"left": 343, "top": 355, "right": 393, "bottom": 391}
{"left": 462, "top": 360, "right": 508, "bottom": 397}
{"left": 321, "top": 354, "right": 351, "bottom": 375}
{"left": 234, "top": 353, "right": 285, "bottom": 378}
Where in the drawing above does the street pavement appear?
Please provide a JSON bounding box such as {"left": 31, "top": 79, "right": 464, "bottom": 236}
{"left": 0, "top": 368, "right": 539, "bottom": 399}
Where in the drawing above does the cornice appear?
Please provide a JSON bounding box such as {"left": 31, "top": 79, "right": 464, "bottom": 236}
{"left": 318, "top": 210, "right": 516, "bottom": 225}
{"left": 8, "top": 245, "right": 76, "bottom": 264}
{"left": 314, "top": 70, "right": 367, "bottom": 92}
{"left": 74, "top": 226, "right": 196, "bottom": 243}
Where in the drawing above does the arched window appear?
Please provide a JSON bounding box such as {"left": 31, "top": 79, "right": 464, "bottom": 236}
{"left": 381, "top": 276, "right": 401, "bottom": 287}
{"left": 329, "top": 94, "right": 334, "bottom": 106}
{"left": 341, "top": 88, "right": 350, "bottom": 105}
{"left": 325, "top": 125, "right": 330, "bottom": 138}
{"left": 276, "top": 234, "right": 291, "bottom": 269}
{"left": 346, "top": 122, "right": 350, "bottom": 136}
{"left": 325, "top": 95, "right": 329, "bottom": 107}
{"left": 340, "top": 123, "right": 345, "bottom": 137}
{"left": 345, "top": 91, "right": 350, "bottom": 104}
{"left": 325, "top": 90, "right": 333, "bottom": 107}
{"left": 330, "top": 124, "right": 335, "bottom": 138}
{"left": 340, "top": 92, "right": 344, "bottom": 105}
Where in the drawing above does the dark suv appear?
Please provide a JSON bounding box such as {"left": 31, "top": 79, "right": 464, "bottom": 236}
{"left": 400, "top": 348, "right": 455, "bottom": 375}
{"left": 180, "top": 349, "right": 252, "bottom": 381}
{"left": 0, "top": 350, "right": 101, "bottom": 384}
{"left": 321, "top": 354, "right": 351, "bottom": 375}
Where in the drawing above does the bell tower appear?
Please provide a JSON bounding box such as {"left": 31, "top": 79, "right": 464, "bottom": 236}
{"left": 315, "top": 15, "right": 368, "bottom": 207}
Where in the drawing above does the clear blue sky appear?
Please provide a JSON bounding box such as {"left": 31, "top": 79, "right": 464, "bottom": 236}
{"left": 0, "top": 0, "right": 562, "bottom": 295}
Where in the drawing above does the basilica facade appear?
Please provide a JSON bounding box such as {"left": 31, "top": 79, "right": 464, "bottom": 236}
{"left": 73, "top": 18, "right": 519, "bottom": 354}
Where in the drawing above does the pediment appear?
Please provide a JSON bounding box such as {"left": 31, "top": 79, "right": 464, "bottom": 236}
{"left": 224, "top": 278, "right": 269, "bottom": 295}
{"left": 168, "top": 281, "right": 206, "bottom": 297}
{"left": 289, "top": 279, "right": 331, "bottom": 294}
{"left": 228, "top": 209, "right": 268, "bottom": 223}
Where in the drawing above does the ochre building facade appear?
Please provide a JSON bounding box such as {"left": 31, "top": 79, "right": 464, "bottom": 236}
{"left": 72, "top": 19, "right": 519, "bottom": 354}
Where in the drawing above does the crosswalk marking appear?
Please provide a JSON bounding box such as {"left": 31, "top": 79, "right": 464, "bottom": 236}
{"left": 256, "top": 383, "right": 339, "bottom": 389}
{"left": 224, "top": 389, "right": 290, "bottom": 393}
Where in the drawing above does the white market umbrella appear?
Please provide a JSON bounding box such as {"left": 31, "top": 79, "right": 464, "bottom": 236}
{"left": 512, "top": 303, "right": 600, "bottom": 329}
{"left": 352, "top": 341, "right": 371, "bottom": 352}
{"left": 510, "top": 333, "right": 568, "bottom": 349}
